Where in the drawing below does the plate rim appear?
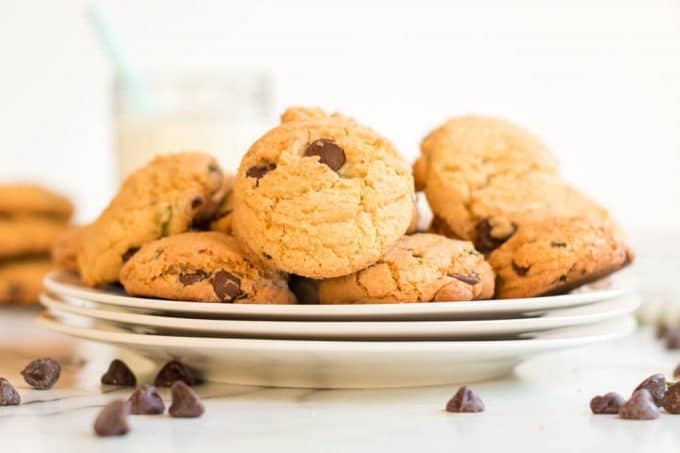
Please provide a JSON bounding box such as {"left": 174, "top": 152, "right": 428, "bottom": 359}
{"left": 44, "top": 269, "right": 635, "bottom": 320}
{"left": 36, "top": 311, "right": 637, "bottom": 353}
{"left": 40, "top": 292, "right": 641, "bottom": 339}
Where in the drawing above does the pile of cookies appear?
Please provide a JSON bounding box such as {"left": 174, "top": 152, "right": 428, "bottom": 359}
{"left": 54, "top": 107, "right": 633, "bottom": 304}
{"left": 0, "top": 184, "right": 73, "bottom": 305}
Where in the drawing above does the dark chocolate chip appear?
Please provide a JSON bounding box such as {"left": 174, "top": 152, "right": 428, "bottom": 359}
{"left": 511, "top": 262, "right": 530, "bottom": 276}
{"left": 657, "top": 323, "right": 669, "bottom": 339}
{"left": 662, "top": 382, "right": 680, "bottom": 414}
{"left": 550, "top": 241, "right": 568, "bottom": 248}
{"left": 473, "top": 218, "right": 515, "bottom": 253}
{"left": 191, "top": 196, "right": 203, "bottom": 209}
{"left": 128, "top": 384, "right": 165, "bottom": 415}
{"left": 590, "top": 392, "right": 624, "bottom": 414}
{"left": 211, "top": 270, "right": 243, "bottom": 302}
{"left": 445, "top": 385, "right": 485, "bottom": 413}
{"left": 0, "top": 377, "right": 20, "bottom": 406}
{"left": 154, "top": 360, "right": 198, "bottom": 387}
{"left": 179, "top": 270, "right": 208, "bottom": 286}
{"left": 21, "top": 358, "right": 61, "bottom": 390}
{"left": 101, "top": 359, "right": 136, "bottom": 386}
{"left": 449, "top": 273, "right": 481, "bottom": 285}
{"left": 169, "top": 381, "right": 205, "bottom": 418}
{"left": 208, "top": 163, "right": 220, "bottom": 173}
{"left": 122, "top": 247, "right": 140, "bottom": 263}
{"left": 262, "top": 252, "right": 272, "bottom": 260}
{"left": 288, "top": 275, "right": 319, "bottom": 305}
{"left": 246, "top": 164, "right": 276, "bottom": 181}
{"left": 304, "top": 139, "right": 346, "bottom": 171}
{"left": 666, "top": 328, "right": 680, "bottom": 349}
{"left": 620, "top": 389, "right": 660, "bottom": 420}
{"left": 633, "top": 374, "right": 666, "bottom": 406}
{"left": 94, "top": 400, "right": 130, "bottom": 437}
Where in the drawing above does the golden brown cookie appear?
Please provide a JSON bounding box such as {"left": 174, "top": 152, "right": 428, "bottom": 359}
{"left": 51, "top": 224, "right": 86, "bottom": 273}
{"left": 232, "top": 107, "right": 414, "bottom": 278}
{"left": 0, "top": 184, "right": 73, "bottom": 220}
{"left": 120, "top": 232, "right": 297, "bottom": 304}
{"left": 489, "top": 217, "right": 633, "bottom": 299}
{"left": 0, "top": 216, "right": 67, "bottom": 260}
{"left": 78, "top": 152, "right": 225, "bottom": 286}
{"left": 318, "top": 233, "right": 494, "bottom": 304}
{"left": 415, "top": 117, "right": 622, "bottom": 253}
{"left": 0, "top": 258, "right": 53, "bottom": 305}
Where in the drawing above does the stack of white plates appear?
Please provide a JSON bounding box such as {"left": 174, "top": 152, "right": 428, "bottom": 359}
{"left": 39, "top": 269, "right": 639, "bottom": 389}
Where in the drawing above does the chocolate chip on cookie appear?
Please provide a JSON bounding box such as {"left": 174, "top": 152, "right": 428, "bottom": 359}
{"left": 304, "top": 139, "right": 346, "bottom": 171}
{"left": 319, "top": 233, "right": 494, "bottom": 304}
{"left": 120, "top": 232, "right": 296, "bottom": 304}
{"left": 233, "top": 107, "right": 414, "bottom": 279}
{"left": 212, "top": 270, "right": 243, "bottom": 301}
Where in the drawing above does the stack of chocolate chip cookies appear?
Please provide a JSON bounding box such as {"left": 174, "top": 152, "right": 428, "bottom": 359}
{"left": 0, "top": 184, "right": 73, "bottom": 305}
{"left": 63, "top": 108, "right": 633, "bottom": 304}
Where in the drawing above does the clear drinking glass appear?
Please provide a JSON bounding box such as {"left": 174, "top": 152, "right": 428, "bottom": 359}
{"left": 114, "top": 73, "right": 273, "bottom": 179}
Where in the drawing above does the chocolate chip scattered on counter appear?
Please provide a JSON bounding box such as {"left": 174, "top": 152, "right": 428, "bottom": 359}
{"left": 633, "top": 374, "right": 666, "bottom": 406}
{"left": 0, "top": 377, "right": 20, "bottom": 406}
{"left": 94, "top": 400, "right": 130, "bottom": 437}
{"left": 656, "top": 323, "right": 669, "bottom": 339}
{"left": 129, "top": 384, "right": 165, "bottom": 415}
{"left": 154, "top": 360, "right": 199, "bottom": 387}
{"left": 666, "top": 328, "right": 680, "bottom": 349}
{"left": 662, "top": 382, "right": 680, "bottom": 414}
{"left": 21, "top": 358, "right": 61, "bottom": 390}
{"left": 590, "top": 392, "right": 624, "bottom": 414}
{"left": 169, "top": 381, "right": 205, "bottom": 418}
{"left": 445, "top": 385, "right": 485, "bottom": 413}
{"left": 101, "top": 359, "right": 137, "bottom": 386}
{"left": 304, "top": 139, "right": 346, "bottom": 172}
{"left": 619, "top": 389, "right": 660, "bottom": 420}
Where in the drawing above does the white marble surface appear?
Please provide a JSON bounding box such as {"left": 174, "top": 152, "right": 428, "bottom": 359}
{"left": 2, "top": 308, "right": 680, "bottom": 452}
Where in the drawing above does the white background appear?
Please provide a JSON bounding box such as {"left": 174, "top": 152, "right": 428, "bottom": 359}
{"left": 0, "top": 0, "right": 679, "bottom": 233}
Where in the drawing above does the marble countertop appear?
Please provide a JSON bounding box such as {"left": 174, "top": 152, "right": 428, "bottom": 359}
{"left": 2, "top": 308, "right": 680, "bottom": 452}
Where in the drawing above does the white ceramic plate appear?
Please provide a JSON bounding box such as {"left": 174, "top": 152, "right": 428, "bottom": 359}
{"left": 37, "top": 312, "right": 636, "bottom": 388}
{"left": 41, "top": 292, "right": 641, "bottom": 340}
{"left": 44, "top": 270, "right": 634, "bottom": 321}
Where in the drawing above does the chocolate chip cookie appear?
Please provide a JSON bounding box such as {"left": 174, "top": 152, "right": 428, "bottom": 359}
{"left": 414, "top": 116, "right": 613, "bottom": 253}
{"left": 318, "top": 233, "right": 494, "bottom": 304}
{"left": 0, "top": 216, "right": 67, "bottom": 259}
{"left": 0, "top": 258, "right": 53, "bottom": 305}
{"left": 0, "top": 184, "right": 73, "bottom": 220}
{"left": 78, "top": 152, "right": 224, "bottom": 286}
{"left": 489, "top": 217, "right": 633, "bottom": 298}
{"left": 232, "top": 107, "right": 414, "bottom": 278}
{"left": 120, "top": 231, "right": 297, "bottom": 304}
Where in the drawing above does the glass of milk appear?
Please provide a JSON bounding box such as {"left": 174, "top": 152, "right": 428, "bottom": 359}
{"left": 114, "top": 73, "right": 273, "bottom": 178}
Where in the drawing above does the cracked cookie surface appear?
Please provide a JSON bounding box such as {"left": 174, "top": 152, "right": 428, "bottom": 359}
{"left": 489, "top": 217, "right": 633, "bottom": 299}
{"left": 0, "top": 184, "right": 73, "bottom": 220}
{"left": 318, "top": 233, "right": 494, "bottom": 304}
{"left": 120, "top": 231, "right": 297, "bottom": 304}
{"left": 78, "top": 152, "right": 224, "bottom": 286}
{"left": 232, "top": 107, "right": 415, "bottom": 278}
{"left": 415, "top": 116, "right": 612, "bottom": 252}
{"left": 0, "top": 258, "right": 53, "bottom": 305}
